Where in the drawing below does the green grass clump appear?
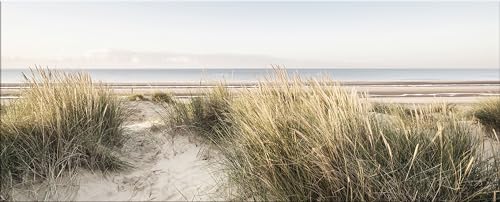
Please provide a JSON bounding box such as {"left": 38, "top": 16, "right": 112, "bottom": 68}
{"left": 169, "top": 85, "right": 231, "bottom": 141}
{"left": 128, "top": 94, "right": 148, "bottom": 101}
{"left": 371, "top": 102, "right": 456, "bottom": 117}
{"left": 473, "top": 97, "right": 500, "bottom": 136}
{"left": 152, "top": 91, "right": 174, "bottom": 104}
{"left": 0, "top": 69, "right": 127, "bottom": 199}
{"left": 208, "top": 77, "right": 499, "bottom": 201}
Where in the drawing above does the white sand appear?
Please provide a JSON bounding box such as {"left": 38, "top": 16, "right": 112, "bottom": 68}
{"left": 12, "top": 101, "right": 226, "bottom": 201}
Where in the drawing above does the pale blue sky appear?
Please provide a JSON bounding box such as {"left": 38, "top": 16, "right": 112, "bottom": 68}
{"left": 2, "top": 1, "right": 499, "bottom": 68}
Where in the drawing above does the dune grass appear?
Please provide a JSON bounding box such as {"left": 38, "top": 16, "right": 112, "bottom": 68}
{"left": 169, "top": 84, "right": 232, "bottom": 141}
{"left": 152, "top": 91, "right": 175, "bottom": 104}
{"left": 371, "top": 102, "right": 457, "bottom": 116}
{"left": 0, "top": 69, "right": 127, "bottom": 199}
{"left": 170, "top": 73, "right": 499, "bottom": 200}
{"left": 128, "top": 94, "right": 149, "bottom": 101}
{"left": 473, "top": 97, "right": 500, "bottom": 138}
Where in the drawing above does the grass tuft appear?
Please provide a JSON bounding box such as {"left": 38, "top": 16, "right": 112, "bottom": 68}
{"left": 169, "top": 84, "right": 231, "bottom": 141}
{"left": 152, "top": 91, "right": 175, "bottom": 104}
{"left": 473, "top": 97, "right": 500, "bottom": 137}
{"left": 0, "top": 68, "right": 128, "bottom": 199}
{"left": 219, "top": 79, "right": 498, "bottom": 200}
{"left": 128, "top": 94, "right": 148, "bottom": 101}
{"left": 169, "top": 71, "right": 499, "bottom": 200}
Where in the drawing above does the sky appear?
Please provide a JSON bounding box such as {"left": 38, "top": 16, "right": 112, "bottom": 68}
{"left": 1, "top": 1, "right": 499, "bottom": 69}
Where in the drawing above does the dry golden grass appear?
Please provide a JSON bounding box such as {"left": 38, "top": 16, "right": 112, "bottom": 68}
{"left": 128, "top": 93, "right": 149, "bottom": 101}
{"left": 171, "top": 71, "right": 500, "bottom": 201}
{"left": 0, "top": 68, "right": 127, "bottom": 199}
{"left": 169, "top": 84, "right": 232, "bottom": 141}
{"left": 473, "top": 97, "right": 500, "bottom": 139}
{"left": 152, "top": 91, "right": 175, "bottom": 104}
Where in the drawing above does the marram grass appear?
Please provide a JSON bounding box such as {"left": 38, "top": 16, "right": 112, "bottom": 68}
{"left": 128, "top": 93, "right": 149, "bottom": 101}
{"left": 152, "top": 91, "right": 175, "bottom": 104}
{"left": 0, "top": 69, "right": 127, "bottom": 199}
{"left": 473, "top": 97, "right": 500, "bottom": 138}
{"left": 172, "top": 74, "right": 499, "bottom": 201}
{"left": 169, "top": 84, "right": 232, "bottom": 141}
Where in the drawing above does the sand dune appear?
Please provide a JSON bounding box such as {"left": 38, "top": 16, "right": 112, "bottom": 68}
{"left": 9, "top": 100, "right": 498, "bottom": 201}
{"left": 12, "top": 102, "right": 226, "bottom": 201}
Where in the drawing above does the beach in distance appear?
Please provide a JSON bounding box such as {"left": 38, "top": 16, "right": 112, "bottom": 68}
{"left": 2, "top": 68, "right": 499, "bottom": 104}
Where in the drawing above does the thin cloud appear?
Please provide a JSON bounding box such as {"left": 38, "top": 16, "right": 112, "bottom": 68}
{"left": 2, "top": 49, "right": 328, "bottom": 69}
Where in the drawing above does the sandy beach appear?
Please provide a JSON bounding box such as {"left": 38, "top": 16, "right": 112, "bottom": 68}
{"left": 2, "top": 80, "right": 499, "bottom": 104}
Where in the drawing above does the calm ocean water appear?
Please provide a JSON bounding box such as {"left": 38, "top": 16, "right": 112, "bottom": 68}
{"left": 1, "top": 68, "right": 499, "bottom": 83}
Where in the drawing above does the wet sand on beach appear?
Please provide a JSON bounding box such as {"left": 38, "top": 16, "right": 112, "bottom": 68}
{"left": 2, "top": 80, "right": 499, "bottom": 104}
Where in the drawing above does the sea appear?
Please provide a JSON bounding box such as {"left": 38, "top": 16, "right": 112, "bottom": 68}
{"left": 1, "top": 68, "right": 499, "bottom": 83}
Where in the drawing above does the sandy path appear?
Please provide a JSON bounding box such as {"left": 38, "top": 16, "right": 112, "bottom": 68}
{"left": 73, "top": 101, "right": 224, "bottom": 201}
{"left": 12, "top": 101, "right": 225, "bottom": 201}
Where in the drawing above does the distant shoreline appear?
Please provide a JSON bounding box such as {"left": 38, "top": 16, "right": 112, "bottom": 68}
{"left": 2, "top": 80, "right": 499, "bottom": 87}
{"left": 2, "top": 80, "right": 499, "bottom": 104}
